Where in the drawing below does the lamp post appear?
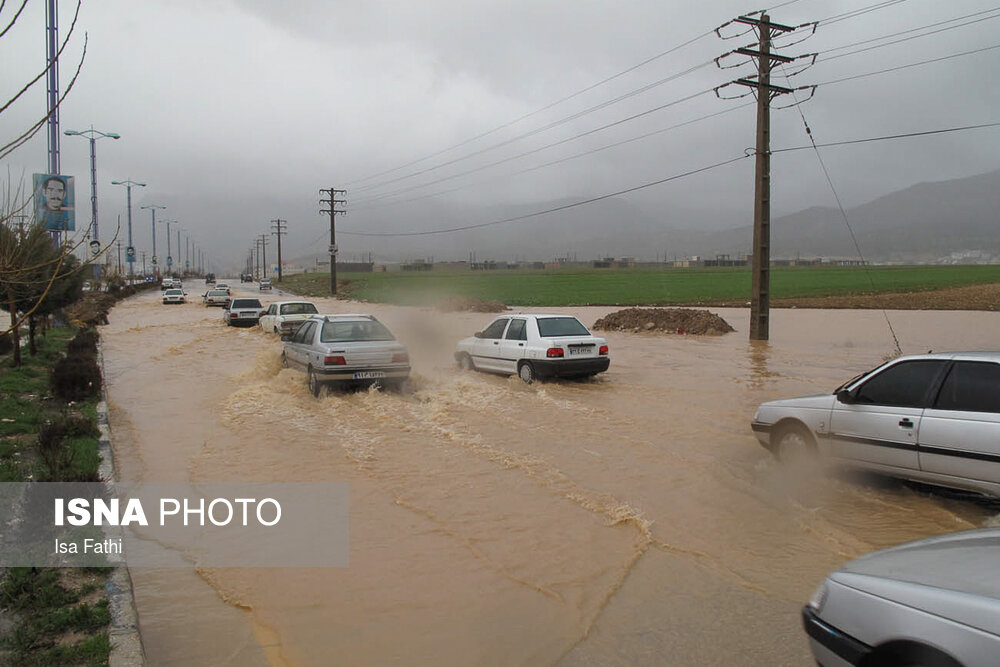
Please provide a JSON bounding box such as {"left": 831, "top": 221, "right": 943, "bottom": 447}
{"left": 64, "top": 127, "right": 120, "bottom": 279}
{"left": 141, "top": 204, "right": 165, "bottom": 276}
{"left": 159, "top": 219, "right": 176, "bottom": 276}
{"left": 111, "top": 178, "right": 146, "bottom": 282}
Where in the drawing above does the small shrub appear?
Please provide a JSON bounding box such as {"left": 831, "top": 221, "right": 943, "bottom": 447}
{"left": 66, "top": 329, "right": 99, "bottom": 358}
{"left": 50, "top": 355, "right": 102, "bottom": 402}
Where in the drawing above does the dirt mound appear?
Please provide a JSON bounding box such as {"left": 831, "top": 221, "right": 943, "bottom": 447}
{"left": 592, "top": 308, "right": 735, "bottom": 335}
{"left": 436, "top": 296, "right": 508, "bottom": 313}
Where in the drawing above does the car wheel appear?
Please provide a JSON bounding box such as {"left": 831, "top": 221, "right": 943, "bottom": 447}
{"left": 774, "top": 424, "right": 815, "bottom": 462}
{"left": 517, "top": 361, "right": 535, "bottom": 384}
{"left": 308, "top": 367, "right": 322, "bottom": 397}
{"left": 458, "top": 353, "right": 474, "bottom": 371}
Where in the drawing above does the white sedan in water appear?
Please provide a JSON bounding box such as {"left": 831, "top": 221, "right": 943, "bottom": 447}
{"left": 259, "top": 300, "right": 319, "bottom": 334}
{"left": 751, "top": 351, "right": 1000, "bottom": 497}
{"left": 454, "top": 314, "right": 609, "bottom": 383}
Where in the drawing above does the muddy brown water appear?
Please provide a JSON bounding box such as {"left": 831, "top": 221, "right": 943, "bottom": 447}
{"left": 100, "top": 286, "right": 1000, "bottom": 666}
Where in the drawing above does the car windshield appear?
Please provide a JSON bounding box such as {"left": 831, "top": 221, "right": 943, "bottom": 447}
{"left": 320, "top": 320, "right": 394, "bottom": 343}
{"left": 536, "top": 317, "right": 590, "bottom": 337}
{"left": 281, "top": 303, "right": 318, "bottom": 315}
{"left": 231, "top": 299, "right": 262, "bottom": 309}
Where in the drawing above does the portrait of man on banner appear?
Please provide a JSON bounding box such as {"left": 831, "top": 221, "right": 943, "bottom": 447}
{"left": 33, "top": 173, "right": 76, "bottom": 232}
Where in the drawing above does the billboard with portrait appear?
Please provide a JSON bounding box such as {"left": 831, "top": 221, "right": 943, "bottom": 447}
{"left": 33, "top": 173, "right": 76, "bottom": 232}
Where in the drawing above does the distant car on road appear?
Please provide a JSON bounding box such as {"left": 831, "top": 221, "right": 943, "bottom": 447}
{"left": 214, "top": 282, "right": 231, "bottom": 294}
{"left": 259, "top": 279, "right": 272, "bottom": 291}
{"left": 281, "top": 314, "right": 410, "bottom": 396}
{"left": 751, "top": 352, "right": 1000, "bottom": 497}
{"left": 803, "top": 527, "right": 1000, "bottom": 667}
{"left": 162, "top": 288, "right": 186, "bottom": 304}
{"left": 455, "top": 314, "right": 609, "bottom": 384}
{"left": 240, "top": 274, "right": 253, "bottom": 283}
{"left": 223, "top": 297, "right": 265, "bottom": 327}
{"left": 160, "top": 278, "right": 179, "bottom": 291}
{"left": 203, "top": 289, "right": 231, "bottom": 307}
{"left": 259, "top": 300, "right": 319, "bottom": 334}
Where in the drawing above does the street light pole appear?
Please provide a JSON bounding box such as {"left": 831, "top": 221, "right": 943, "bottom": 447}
{"left": 64, "top": 127, "right": 120, "bottom": 279}
{"left": 159, "top": 219, "right": 175, "bottom": 276}
{"left": 111, "top": 178, "right": 146, "bottom": 282}
{"left": 141, "top": 204, "right": 165, "bottom": 276}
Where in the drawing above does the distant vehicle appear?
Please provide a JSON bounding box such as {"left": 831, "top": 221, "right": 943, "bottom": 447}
{"left": 259, "top": 279, "right": 272, "bottom": 291}
{"left": 162, "top": 288, "right": 186, "bottom": 304}
{"left": 203, "top": 289, "right": 231, "bottom": 307}
{"left": 205, "top": 273, "right": 216, "bottom": 285}
{"left": 241, "top": 274, "right": 254, "bottom": 283}
{"left": 223, "top": 297, "right": 265, "bottom": 327}
{"left": 281, "top": 314, "right": 410, "bottom": 396}
{"left": 214, "top": 282, "right": 231, "bottom": 295}
{"left": 751, "top": 352, "right": 1000, "bottom": 497}
{"left": 161, "top": 278, "right": 182, "bottom": 291}
{"left": 803, "top": 527, "right": 1000, "bottom": 667}
{"left": 455, "top": 314, "right": 610, "bottom": 384}
{"left": 259, "top": 301, "right": 319, "bottom": 334}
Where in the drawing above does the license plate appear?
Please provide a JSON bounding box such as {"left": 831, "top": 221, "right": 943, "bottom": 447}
{"left": 569, "top": 346, "right": 594, "bottom": 355}
{"left": 353, "top": 371, "right": 385, "bottom": 379}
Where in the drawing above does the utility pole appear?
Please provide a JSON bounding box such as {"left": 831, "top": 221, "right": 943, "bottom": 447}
{"left": 116, "top": 240, "right": 122, "bottom": 275}
{"left": 271, "top": 219, "right": 287, "bottom": 282}
{"left": 258, "top": 234, "right": 269, "bottom": 279}
{"left": 718, "top": 12, "right": 798, "bottom": 341}
{"left": 319, "top": 188, "right": 346, "bottom": 296}
{"left": 140, "top": 250, "right": 147, "bottom": 276}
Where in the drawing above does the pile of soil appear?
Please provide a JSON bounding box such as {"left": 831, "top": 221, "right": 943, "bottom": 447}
{"left": 65, "top": 292, "right": 117, "bottom": 328}
{"left": 593, "top": 308, "right": 735, "bottom": 335}
{"left": 436, "top": 296, "right": 508, "bottom": 313}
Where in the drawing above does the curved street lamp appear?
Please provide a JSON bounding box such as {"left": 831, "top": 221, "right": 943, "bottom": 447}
{"left": 64, "top": 127, "right": 120, "bottom": 277}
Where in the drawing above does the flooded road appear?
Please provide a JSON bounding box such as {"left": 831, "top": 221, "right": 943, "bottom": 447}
{"left": 100, "top": 284, "right": 1000, "bottom": 666}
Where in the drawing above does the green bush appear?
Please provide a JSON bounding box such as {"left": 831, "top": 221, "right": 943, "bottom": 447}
{"left": 49, "top": 355, "right": 102, "bottom": 402}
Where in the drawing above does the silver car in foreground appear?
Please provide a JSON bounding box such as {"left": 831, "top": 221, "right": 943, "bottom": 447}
{"left": 804, "top": 528, "right": 1000, "bottom": 667}
{"left": 281, "top": 314, "right": 410, "bottom": 396}
{"left": 752, "top": 352, "right": 1000, "bottom": 497}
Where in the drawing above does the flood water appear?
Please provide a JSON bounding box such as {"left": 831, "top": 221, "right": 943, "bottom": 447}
{"left": 100, "top": 285, "right": 1000, "bottom": 666}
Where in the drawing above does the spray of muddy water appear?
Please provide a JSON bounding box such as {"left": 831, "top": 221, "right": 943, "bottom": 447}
{"left": 100, "top": 288, "right": 1000, "bottom": 666}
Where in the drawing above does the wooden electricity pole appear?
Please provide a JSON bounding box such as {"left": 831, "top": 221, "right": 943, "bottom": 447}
{"left": 271, "top": 219, "right": 287, "bottom": 282}
{"left": 730, "top": 13, "right": 796, "bottom": 340}
{"left": 319, "top": 189, "right": 346, "bottom": 296}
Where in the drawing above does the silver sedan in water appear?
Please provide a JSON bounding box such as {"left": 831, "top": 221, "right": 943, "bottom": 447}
{"left": 804, "top": 528, "right": 1000, "bottom": 667}
{"left": 281, "top": 314, "right": 410, "bottom": 396}
{"left": 751, "top": 352, "right": 1000, "bottom": 497}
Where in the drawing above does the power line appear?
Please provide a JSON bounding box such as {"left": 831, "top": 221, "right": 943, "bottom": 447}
{"left": 352, "top": 103, "right": 753, "bottom": 212}
{"left": 820, "top": 6, "right": 1000, "bottom": 56}
{"left": 814, "top": 42, "right": 1000, "bottom": 86}
{"left": 345, "top": 30, "right": 716, "bottom": 188}
{"left": 771, "top": 120, "right": 1000, "bottom": 154}
{"left": 340, "top": 155, "right": 750, "bottom": 238}
{"left": 819, "top": 0, "right": 909, "bottom": 26}
{"left": 351, "top": 60, "right": 718, "bottom": 196}
{"left": 353, "top": 87, "right": 720, "bottom": 206}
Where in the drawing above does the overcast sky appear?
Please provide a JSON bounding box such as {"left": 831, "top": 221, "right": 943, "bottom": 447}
{"left": 2, "top": 0, "right": 999, "bottom": 268}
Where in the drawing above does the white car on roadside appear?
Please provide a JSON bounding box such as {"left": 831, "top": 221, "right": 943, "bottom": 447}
{"left": 751, "top": 351, "right": 1000, "bottom": 497}
{"left": 259, "top": 301, "right": 318, "bottom": 334}
{"left": 455, "top": 314, "right": 609, "bottom": 384}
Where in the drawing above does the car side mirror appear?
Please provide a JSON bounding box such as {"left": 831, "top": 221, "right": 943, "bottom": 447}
{"left": 474, "top": 331, "right": 483, "bottom": 338}
{"left": 836, "top": 389, "right": 856, "bottom": 404}
{"left": 280, "top": 333, "right": 293, "bottom": 342}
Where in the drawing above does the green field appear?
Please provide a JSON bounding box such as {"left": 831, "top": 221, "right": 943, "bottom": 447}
{"left": 279, "top": 265, "right": 1000, "bottom": 307}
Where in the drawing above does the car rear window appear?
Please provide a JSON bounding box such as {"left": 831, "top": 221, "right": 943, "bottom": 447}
{"left": 165, "top": 289, "right": 182, "bottom": 295}
{"left": 281, "top": 303, "right": 318, "bottom": 315}
{"left": 320, "top": 320, "right": 394, "bottom": 343}
{"left": 208, "top": 290, "right": 228, "bottom": 296}
{"left": 231, "top": 299, "right": 262, "bottom": 309}
{"left": 536, "top": 317, "right": 590, "bottom": 337}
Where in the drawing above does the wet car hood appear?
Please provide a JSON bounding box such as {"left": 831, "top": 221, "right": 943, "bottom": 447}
{"left": 831, "top": 529, "right": 1000, "bottom": 636}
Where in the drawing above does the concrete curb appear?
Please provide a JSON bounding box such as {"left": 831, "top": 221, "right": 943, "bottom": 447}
{"left": 96, "top": 345, "right": 146, "bottom": 667}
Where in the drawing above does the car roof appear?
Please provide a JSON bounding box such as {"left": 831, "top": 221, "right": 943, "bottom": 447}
{"left": 274, "top": 300, "right": 315, "bottom": 306}
{"left": 887, "top": 351, "right": 1000, "bottom": 363}
{"left": 305, "top": 314, "right": 378, "bottom": 322}
{"left": 500, "top": 313, "right": 580, "bottom": 319}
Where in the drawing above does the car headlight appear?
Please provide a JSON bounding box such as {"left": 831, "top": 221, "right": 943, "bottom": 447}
{"left": 807, "top": 582, "right": 828, "bottom": 613}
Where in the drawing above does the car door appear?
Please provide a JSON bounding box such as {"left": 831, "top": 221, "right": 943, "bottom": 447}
{"left": 472, "top": 318, "right": 509, "bottom": 372}
{"left": 919, "top": 360, "right": 1000, "bottom": 484}
{"left": 261, "top": 304, "right": 277, "bottom": 331}
{"left": 287, "top": 321, "right": 315, "bottom": 367}
{"left": 497, "top": 318, "right": 528, "bottom": 374}
{"left": 828, "top": 359, "right": 947, "bottom": 471}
